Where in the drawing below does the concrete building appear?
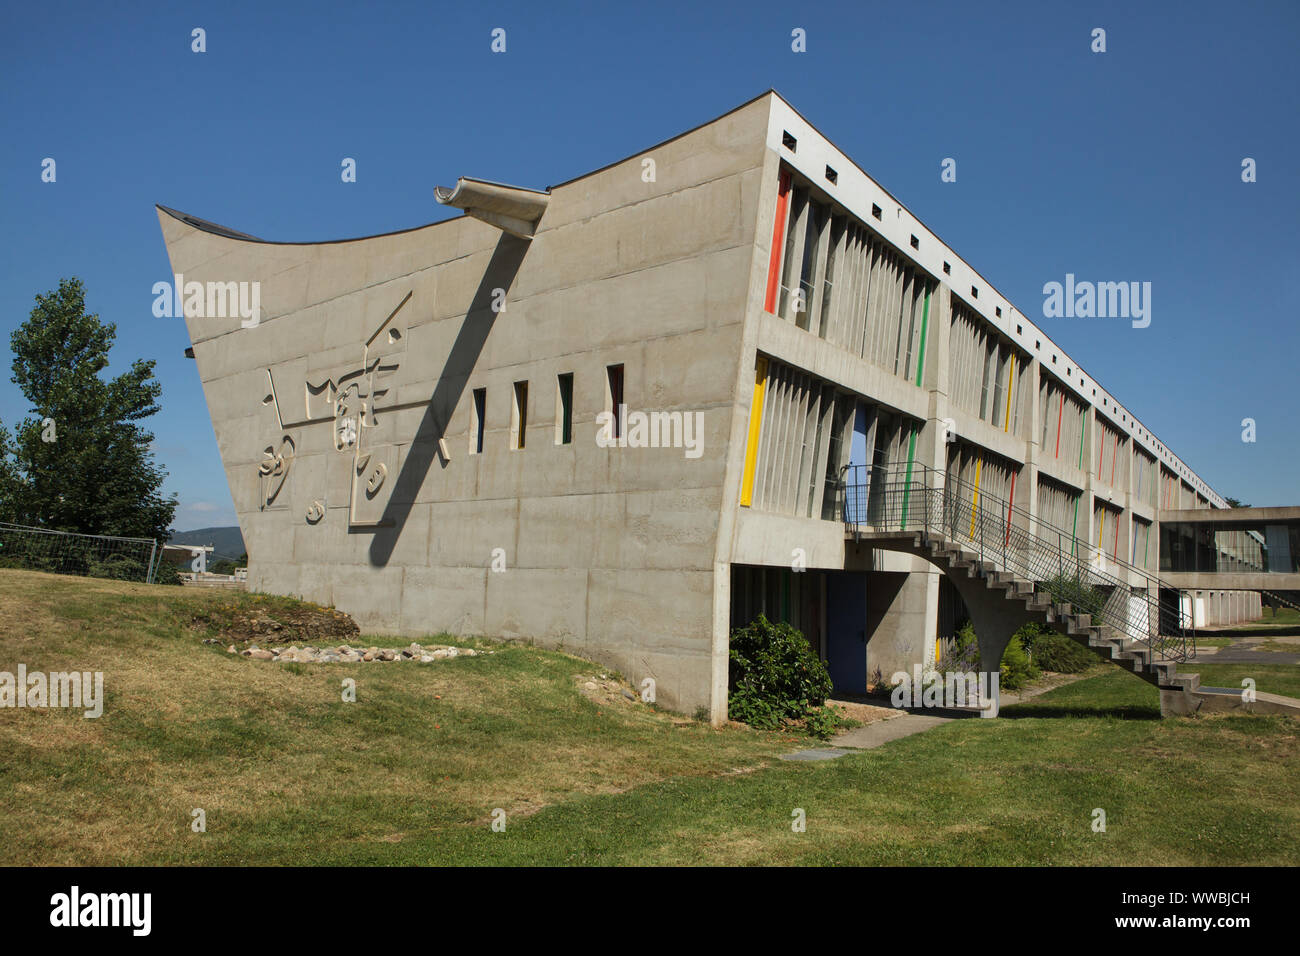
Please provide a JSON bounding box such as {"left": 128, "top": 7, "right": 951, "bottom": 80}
{"left": 158, "top": 90, "right": 1266, "bottom": 722}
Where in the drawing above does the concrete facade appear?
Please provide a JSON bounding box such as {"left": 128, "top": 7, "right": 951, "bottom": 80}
{"left": 160, "top": 91, "right": 1253, "bottom": 723}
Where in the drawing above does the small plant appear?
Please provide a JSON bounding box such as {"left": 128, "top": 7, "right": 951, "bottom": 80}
{"left": 868, "top": 666, "right": 902, "bottom": 696}
{"left": 805, "top": 703, "right": 858, "bottom": 740}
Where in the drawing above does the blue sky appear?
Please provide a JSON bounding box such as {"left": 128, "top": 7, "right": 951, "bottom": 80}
{"left": 1, "top": 0, "right": 1296, "bottom": 528}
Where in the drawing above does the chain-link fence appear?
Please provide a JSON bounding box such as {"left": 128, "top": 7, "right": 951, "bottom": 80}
{"left": 0, "top": 521, "right": 160, "bottom": 583}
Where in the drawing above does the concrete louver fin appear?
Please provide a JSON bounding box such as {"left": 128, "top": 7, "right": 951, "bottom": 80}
{"left": 433, "top": 177, "right": 550, "bottom": 239}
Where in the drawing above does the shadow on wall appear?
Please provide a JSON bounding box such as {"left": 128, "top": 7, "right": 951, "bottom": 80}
{"left": 366, "top": 232, "right": 531, "bottom": 567}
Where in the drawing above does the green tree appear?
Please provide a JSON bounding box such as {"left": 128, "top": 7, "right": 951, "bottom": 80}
{"left": 1224, "top": 497, "right": 1251, "bottom": 509}
{"left": 0, "top": 421, "right": 19, "bottom": 523}
{"left": 5, "top": 278, "right": 176, "bottom": 539}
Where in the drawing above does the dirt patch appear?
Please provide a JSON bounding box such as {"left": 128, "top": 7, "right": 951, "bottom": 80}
{"left": 826, "top": 698, "right": 900, "bottom": 724}
{"left": 576, "top": 672, "right": 645, "bottom": 710}
{"left": 190, "top": 602, "right": 359, "bottom": 645}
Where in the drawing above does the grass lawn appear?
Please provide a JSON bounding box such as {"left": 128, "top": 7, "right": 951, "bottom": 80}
{"left": 1, "top": 570, "right": 1297, "bottom": 866}
{"left": 1256, "top": 607, "right": 1300, "bottom": 628}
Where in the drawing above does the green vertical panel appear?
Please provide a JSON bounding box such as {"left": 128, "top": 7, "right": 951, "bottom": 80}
{"left": 899, "top": 285, "right": 931, "bottom": 530}
{"left": 1071, "top": 496, "right": 1080, "bottom": 558}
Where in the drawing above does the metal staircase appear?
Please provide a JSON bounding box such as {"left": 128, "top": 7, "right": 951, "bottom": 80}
{"left": 839, "top": 463, "right": 1200, "bottom": 695}
{"left": 1261, "top": 590, "right": 1300, "bottom": 614}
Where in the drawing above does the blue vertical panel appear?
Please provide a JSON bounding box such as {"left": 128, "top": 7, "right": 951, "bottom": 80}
{"left": 845, "top": 403, "right": 869, "bottom": 524}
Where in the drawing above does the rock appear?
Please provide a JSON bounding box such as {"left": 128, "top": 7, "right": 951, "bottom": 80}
{"left": 584, "top": 681, "right": 598, "bottom": 691}
{"left": 420, "top": 655, "right": 435, "bottom": 663}
{"left": 409, "top": 643, "right": 422, "bottom": 655}
{"left": 622, "top": 689, "right": 637, "bottom": 701}
{"left": 248, "top": 649, "right": 274, "bottom": 661}
{"left": 379, "top": 650, "right": 396, "bottom": 662}
{"left": 401, "top": 650, "right": 414, "bottom": 659}
{"left": 444, "top": 648, "right": 459, "bottom": 658}
{"left": 362, "top": 652, "right": 375, "bottom": 662}
{"left": 227, "top": 645, "right": 237, "bottom": 654}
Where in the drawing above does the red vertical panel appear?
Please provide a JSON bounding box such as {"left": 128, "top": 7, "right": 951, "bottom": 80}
{"left": 763, "top": 170, "right": 792, "bottom": 314}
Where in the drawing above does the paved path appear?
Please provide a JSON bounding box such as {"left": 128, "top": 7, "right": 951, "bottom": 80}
{"left": 1192, "top": 634, "right": 1300, "bottom": 665}
{"left": 781, "top": 676, "right": 1081, "bottom": 759}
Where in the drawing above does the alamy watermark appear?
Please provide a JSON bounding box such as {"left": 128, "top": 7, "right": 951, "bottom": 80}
{"left": 50, "top": 886, "right": 150, "bottom": 935}
{"left": 1042, "top": 274, "right": 1150, "bottom": 328}
{"left": 596, "top": 405, "right": 704, "bottom": 459}
{"left": 0, "top": 665, "right": 103, "bottom": 718}
{"left": 890, "top": 664, "right": 998, "bottom": 715}
{"left": 152, "top": 273, "right": 261, "bottom": 328}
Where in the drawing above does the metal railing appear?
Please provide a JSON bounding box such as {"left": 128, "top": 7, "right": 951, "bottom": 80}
{"left": 841, "top": 463, "right": 1192, "bottom": 662}
{"left": 0, "top": 521, "right": 161, "bottom": 584}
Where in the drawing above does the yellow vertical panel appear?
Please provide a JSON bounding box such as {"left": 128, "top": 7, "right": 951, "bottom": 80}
{"left": 969, "top": 458, "right": 983, "bottom": 538}
{"left": 739, "top": 356, "right": 769, "bottom": 507}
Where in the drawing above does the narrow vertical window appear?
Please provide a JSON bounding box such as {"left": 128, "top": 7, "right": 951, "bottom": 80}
{"left": 555, "top": 372, "right": 573, "bottom": 445}
{"left": 470, "top": 387, "right": 486, "bottom": 455}
{"left": 511, "top": 381, "right": 528, "bottom": 450}
{"left": 605, "top": 364, "right": 625, "bottom": 440}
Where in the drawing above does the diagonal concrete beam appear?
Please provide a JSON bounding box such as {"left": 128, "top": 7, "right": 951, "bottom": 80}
{"left": 434, "top": 177, "right": 550, "bottom": 239}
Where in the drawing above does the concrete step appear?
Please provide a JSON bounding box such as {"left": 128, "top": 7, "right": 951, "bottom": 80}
{"left": 1163, "top": 685, "right": 1300, "bottom": 717}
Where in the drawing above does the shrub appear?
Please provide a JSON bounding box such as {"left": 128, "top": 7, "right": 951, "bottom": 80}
{"left": 1042, "top": 574, "right": 1106, "bottom": 617}
{"left": 1021, "top": 623, "right": 1095, "bottom": 673}
{"left": 945, "top": 619, "right": 1039, "bottom": 690}
{"left": 728, "top": 615, "right": 833, "bottom": 731}
{"left": 946, "top": 620, "right": 980, "bottom": 672}
{"left": 998, "top": 633, "right": 1039, "bottom": 690}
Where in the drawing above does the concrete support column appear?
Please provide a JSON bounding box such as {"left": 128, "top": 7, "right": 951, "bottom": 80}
{"left": 864, "top": 565, "right": 941, "bottom": 683}
{"left": 944, "top": 568, "right": 1037, "bottom": 718}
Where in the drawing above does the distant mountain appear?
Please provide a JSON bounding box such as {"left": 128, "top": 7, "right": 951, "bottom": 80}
{"left": 168, "top": 526, "right": 246, "bottom": 561}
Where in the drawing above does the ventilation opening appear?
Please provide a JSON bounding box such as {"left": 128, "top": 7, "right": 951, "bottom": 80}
{"left": 605, "top": 364, "right": 625, "bottom": 440}
{"left": 471, "top": 387, "right": 486, "bottom": 455}
{"left": 555, "top": 372, "right": 573, "bottom": 446}
{"left": 871, "top": 203, "right": 882, "bottom": 220}
{"left": 511, "top": 381, "right": 528, "bottom": 450}
{"left": 824, "top": 165, "right": 837, "bottom": 184}
{"left": 909, "top": 234, "right": 919, "bottom": 250}
{"left": 942, "top": 261, "right": 951, "bottom": 275}
{"left": 782, "top": 131, "right": 797, "bottom": 151}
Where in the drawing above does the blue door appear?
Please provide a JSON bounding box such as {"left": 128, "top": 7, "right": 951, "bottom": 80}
{"left": 826, "top": 571, "right": 867, "bottom": 694}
